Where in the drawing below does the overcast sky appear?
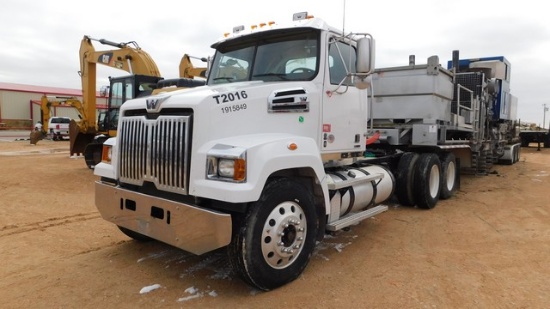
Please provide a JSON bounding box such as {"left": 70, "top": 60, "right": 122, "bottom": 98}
{"left": 1, "top": 0, "right": 550, "bottom": 125}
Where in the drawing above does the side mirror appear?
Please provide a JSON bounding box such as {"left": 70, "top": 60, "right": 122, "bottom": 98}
{"left": 356, "top": 36, "right": 375, "bottom": 73}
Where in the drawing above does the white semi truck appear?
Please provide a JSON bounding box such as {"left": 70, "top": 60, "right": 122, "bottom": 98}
{"left": 94, "top": 12, "right": 520, "bottom": 290}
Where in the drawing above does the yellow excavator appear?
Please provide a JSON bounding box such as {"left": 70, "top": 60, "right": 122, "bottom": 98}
{"left": 30, "top": 96, "right": 86, "bottom": 145}
{"left": 69, "top": 35, "right": 207, "bottom": 168}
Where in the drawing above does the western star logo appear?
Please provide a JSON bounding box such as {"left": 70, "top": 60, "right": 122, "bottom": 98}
{"left": 146, "top": 95, "right": 169, "bottom": 112}
{"left": 146, "top": 98, "right": 160, "bottom": 110}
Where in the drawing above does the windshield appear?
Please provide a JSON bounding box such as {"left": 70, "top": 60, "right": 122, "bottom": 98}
{"left": 208, "top": 29, "right": 319, "bottom": 85}
{"left": 51, "top": 118, "right": 70, "bottom": 124}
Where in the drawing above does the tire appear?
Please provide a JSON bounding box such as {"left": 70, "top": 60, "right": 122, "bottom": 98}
{"left": 395, "top": 152, "right": 420, "bottom": 206}
{"left": 439, "top": 152, "right": 457, "bottom": 200}
{"left": 84, "top": 142, "right": 103, "bottom": 169}
{"left": 414, "top": 153, "right": 441, "bottom": 209}
{"left": 117, "top": 226, "right": 153, "bottom": 242}
{"left": 228, "top": 178, "right": 319, "bottom": 291}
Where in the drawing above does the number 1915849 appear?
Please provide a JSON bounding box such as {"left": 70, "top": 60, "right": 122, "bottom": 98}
{"left": 222, "top": 103, "right": 247, "bottom": 114}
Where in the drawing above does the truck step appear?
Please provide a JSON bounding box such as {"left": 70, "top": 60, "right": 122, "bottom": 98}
{"left": 326, "top": 205, "right": 388, "bottom": 231}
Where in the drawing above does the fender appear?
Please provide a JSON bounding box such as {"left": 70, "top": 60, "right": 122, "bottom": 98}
{"left": 93, "top": 137, "right": 117, "bottom": 179}
{"left": 191, "top": 133, "right": 330, "bottom": 213}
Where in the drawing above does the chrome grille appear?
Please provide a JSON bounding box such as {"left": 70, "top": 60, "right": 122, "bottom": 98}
{"left": 119, "top": 116, "right": 190, "bottom": 194}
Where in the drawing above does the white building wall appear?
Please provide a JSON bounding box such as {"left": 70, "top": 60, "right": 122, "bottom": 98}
{"left": 0, "top": 87, "right": 107, "bottom": 128}
{"left": 1, "top": 90, "right": 34, "bottom": 119}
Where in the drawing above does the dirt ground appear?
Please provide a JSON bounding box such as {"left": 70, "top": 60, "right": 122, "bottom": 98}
{"left": 0, "top": 139, "right": 549, "bottom": 309}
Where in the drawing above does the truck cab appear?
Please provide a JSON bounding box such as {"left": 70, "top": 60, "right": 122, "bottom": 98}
{"left": 207, "top": 18, "right": 371, "bottom": 155}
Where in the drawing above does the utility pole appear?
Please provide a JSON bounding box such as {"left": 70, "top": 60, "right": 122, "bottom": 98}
{"left": 544, "top": 103, "right": 548, "bottom": 130}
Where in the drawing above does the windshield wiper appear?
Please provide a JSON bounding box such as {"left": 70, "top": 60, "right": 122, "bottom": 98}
{"left": 213, "top": 77, "right": 235, "bottom": 82}
{"left": 252, "top": 73, "right": 288, "bottom": 81}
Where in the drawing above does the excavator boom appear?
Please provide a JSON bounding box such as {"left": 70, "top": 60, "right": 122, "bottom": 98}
{"left": 40, "top": 95, "right": 86, "bottom": 133}
{"left": 78, "top": 35, "right": 161, "bottom": 132}
{"left": 68, "top": 35, "right": 207, "bottom": 168}
{"left": 179, "top": 54, "right": 208, "bottom": 79}
{"left": 72, "top": 35, "right": 163, "bottom": 159}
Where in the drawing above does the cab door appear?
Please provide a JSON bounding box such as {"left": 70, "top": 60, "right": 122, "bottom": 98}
{"left": 320, "top": 37, "right": 367, "bottom": 154}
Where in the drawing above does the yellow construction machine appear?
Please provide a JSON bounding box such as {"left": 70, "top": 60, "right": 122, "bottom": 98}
{"left": 40, "top": 95, "right": 86, "bottom": 135}
{"left": 30, "top": 95, "right": 87, "bottom": 145}
{"left": 70, "top": 35, "right": 207, "bottom": 168}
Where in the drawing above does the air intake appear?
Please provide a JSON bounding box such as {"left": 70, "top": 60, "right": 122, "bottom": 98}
{"left": 267, "top": 88, "right": 309, "bottom": 113}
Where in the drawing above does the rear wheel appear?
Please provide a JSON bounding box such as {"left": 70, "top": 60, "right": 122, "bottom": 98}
{"left": 439, "top": 152, "right": 457, "bottom": 200}
{"left": 228, "top": 178, "right": 319, "bottom": 291}
{"left": 395, "top": 152, "right": 420, "bottom": 206}
{"left": 513, "top": 145, "right": 519, "bottom": 163}
{"left": 414, "top": 153, "right": 441, "bottom": 209}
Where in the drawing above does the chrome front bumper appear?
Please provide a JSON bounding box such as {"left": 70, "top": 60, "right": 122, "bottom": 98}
{"left": 95, "top": 181, "right": 232, "bottom": 255}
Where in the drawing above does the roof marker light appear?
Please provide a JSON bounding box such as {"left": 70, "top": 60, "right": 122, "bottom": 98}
{"left": 293, "top": 12, "right": 311, "bottom": 21}
{"left": 233, "top": 25, "right": 245, "bottom": 34}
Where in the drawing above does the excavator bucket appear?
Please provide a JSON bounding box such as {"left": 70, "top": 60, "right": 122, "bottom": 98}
{"left": 29, "top": 131, "right": 43, "bottom": 145}
{"left": 69, "top": 120, "right": 95, "bottom": 157}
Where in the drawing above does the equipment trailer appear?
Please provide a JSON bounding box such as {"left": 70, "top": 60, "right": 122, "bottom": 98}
{"left": 94, "top": 12, "right": 521, "bottom": 290}
{"left": 366, "top": 52, "right": 521, "bottom": 207}
{"left": 519, "top": 129, "right": 550, "bottom": 148}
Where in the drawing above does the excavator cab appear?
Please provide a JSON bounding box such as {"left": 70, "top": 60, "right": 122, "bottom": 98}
{"left": 101, "top": 74, "right": 162, "bottom": 133}
{"left": 73, "top": 74, "right": 163, "bottom": 168}
{"left": 96, "top": 110, "right": 109, "bottom": 132}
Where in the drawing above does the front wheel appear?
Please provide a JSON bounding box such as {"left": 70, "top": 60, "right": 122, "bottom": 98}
{"left": 228, "top": 178, "right": 319, "bottom": 291}
{"left": 84, "top": 141, "right": 104, "bottom": 169}
{"left": 117, "top": 226, "right": 153, "bottom": 242}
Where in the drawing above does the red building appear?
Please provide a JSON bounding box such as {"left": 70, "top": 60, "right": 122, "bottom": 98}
{"left": 0, "top": 82, "right": 107, "bottom": 130}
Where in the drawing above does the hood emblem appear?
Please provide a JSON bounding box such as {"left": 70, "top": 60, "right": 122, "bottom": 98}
{"left": 146, "top": 95, "right": 169, "bottom": 112}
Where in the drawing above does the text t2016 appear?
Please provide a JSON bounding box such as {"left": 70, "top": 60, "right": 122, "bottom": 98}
{"left": 213, "top": 91, "right": 248, "bottom": 104}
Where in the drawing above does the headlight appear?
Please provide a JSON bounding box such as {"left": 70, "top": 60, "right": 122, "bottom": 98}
{"left": 206, "top": 145, "right": 246, "bottom": 182}
{"left": 101, "top": 144, "right": 112, "bottom": 163}
{"left": 218, "top": 159, "right": 235, "bottom": 178}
